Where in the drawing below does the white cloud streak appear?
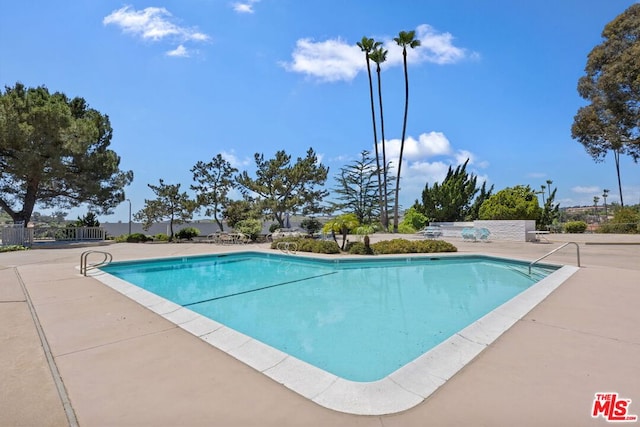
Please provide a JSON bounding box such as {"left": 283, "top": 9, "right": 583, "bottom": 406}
{"left": 572, "top": 185, "right": 601, "bottom": 194}
{"left": 103, "top": 6, "right": 209, "bottom": 57}
{"left": 282, "top": 24, "right": 475, "bottom": 82}
{"left": 233, "top": 0, "right": 260, "bottom": 14}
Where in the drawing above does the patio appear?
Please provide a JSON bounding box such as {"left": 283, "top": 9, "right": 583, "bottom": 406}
{"left": 1, "top": 233, "right": 639, "bottom": 426}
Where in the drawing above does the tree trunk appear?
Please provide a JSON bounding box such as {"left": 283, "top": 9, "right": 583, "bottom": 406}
{"left": 393, "top": 48, "right": 410, "bottom": 233}
{"left": 614, "top": 149, "right": 624, "bottom": 207}
{"left": 366, "top": 57, "right": 385, "bottom": 227}
{"left": 376, "top": 66, "right": 389, "bottom": 229}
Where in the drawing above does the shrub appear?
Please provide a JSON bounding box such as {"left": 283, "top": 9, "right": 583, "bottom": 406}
{"left": 564, "top": 221, "right": 587, "bottom": 233}
{"left": 0, "top": 245, "right": 29, "bottom": 253}
{"left": 154, "top": 233, "right": 170, "bottom": 241}
{"left": 235, "top": 219, "right": 263, "bottom": 241}
{"left": 478, "top": 185, "right": 541, "bottom": 220}
{"left": 398, "top": 222, "right": 417, "bottom": 234}
{"left": 176, "top": 227, "right": 200, "bottom": 240}
{"left": 126, "top": 233, "right": 150, "bottom": 243}
{"left": 597, "top": 207, "right": 640, "bottom": 234}
{"left": 597, "top": 222, "right": 639, "bottom": 234}
{"left": 371, "top": 238, "right": 457, "bottom": 254}
{"left": 400, "top": 207, "right": 427, "bottom": 232}
{"left": 269, "top": 223, "right": 280, "bottom": 233}
{"left": 270, "top": 237, "right": 340, "bottom": 254}
{"left": 347, "top": 242, "right": 374, "bottom": 255}
{"left": 300, "top": 218, "right": 323, "bottom": 235}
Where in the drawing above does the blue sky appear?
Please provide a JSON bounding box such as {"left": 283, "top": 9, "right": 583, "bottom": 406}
{"left": 2, "top": 0, "right": 639, "bottom": 223}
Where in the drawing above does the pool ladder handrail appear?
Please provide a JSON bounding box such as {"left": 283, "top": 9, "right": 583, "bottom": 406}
{"left": 529, "top": 242, "right": 580, "bottom": 274}
{"left": 80, "top": 250, "right": 113, "bottom": 276}
{"left": 276, "top": 241, "right": 297, "bottom": 254}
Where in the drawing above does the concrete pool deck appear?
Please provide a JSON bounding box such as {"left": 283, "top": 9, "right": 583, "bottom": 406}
{"left": 1, "top": 233, "right": 639, "bottom": 426}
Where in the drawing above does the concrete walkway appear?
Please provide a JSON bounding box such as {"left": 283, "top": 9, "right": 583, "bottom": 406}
{"left": 1, "top": 233, "right": 639, "bottom": 426}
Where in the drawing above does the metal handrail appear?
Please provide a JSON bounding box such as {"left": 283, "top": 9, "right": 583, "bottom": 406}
{"left": 529, "top": 242, "right": 580, "bottom": 274}
{"left": 80, "top": 250, "right": 113, "bottom": 276}
{"left": 276, "top": 241, "right": 297, "bottom": 254}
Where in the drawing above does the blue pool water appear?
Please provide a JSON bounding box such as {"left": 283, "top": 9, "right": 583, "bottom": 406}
{"left": 101, "top": 252, "right": 556, "bottom": 382}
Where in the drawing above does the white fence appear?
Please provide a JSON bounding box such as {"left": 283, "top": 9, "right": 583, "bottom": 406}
{"left": 1, "top": 226, "right": 106, "bottom": 246}
{"left": 0, "top": 223, "right": 31, "bottom": 246}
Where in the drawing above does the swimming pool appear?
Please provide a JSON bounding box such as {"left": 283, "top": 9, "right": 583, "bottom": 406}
{"left": 95, "top": 251, "right": 578, "bottom": 415}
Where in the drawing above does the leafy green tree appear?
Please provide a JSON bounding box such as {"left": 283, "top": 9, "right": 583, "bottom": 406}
{"left": 74, "top": 212, "right": 100, "bottom": 227}
{"left": 234, "top": 218, "right": 263, "bottom": 241}
{"left": 331, "top": 150, "right": 379, "bottom": 224}
{"left": 467, "top": 181, "right": 494, "bottom": 221}
{"left": 300, "top": 217, "right": 323, "bottom": 235}
{"left": 223, "top": 199, "right": 260, "bottom": 229}
{"left": 414, "top": 159, "right": 493, "bottom": 222}
{"left": 399, "top": 206, "right": 427, "bottom": 233}
{"left": 478, "top": 185, "right": 542, "bottom": 220}
{"left": 191, "top": 154, "right": 238, "bottom": 232}
{"left": 133, "top": 179, "right": 196, "bottom": 241}
{"left": 603, "top": 205, "right": 640, "bottom": 233}
{"left": 538, "top": 185, "right": 560, "bottom": 230}
{"left": 0, "top": 210, "right": 12, "bottom": 224}
{"left": 322, "top": 213, "right": 360, "bottom": 250}
{"left": 571, "top": 4, "right": 640, "bottom": 206}
{"left": 392, "top": 30, "right": 421, "bottom": 233}
{"left": 236, "top": 148, "right": 329, "bottom": 228}
{"left": 369, "top": 46, "right": 390, "bottom": 228}
{"left": 357, "top": 37, "right": 386, "bottom": 224}
{"left": 0, "top": 83, "right": 133, "bottom": 225}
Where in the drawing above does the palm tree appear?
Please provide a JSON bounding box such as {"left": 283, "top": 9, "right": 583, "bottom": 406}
{"left": 546, "top": 179, "right": 553, "bottom": 198}
{"left": 357, "top": 37, "right": 385, "bottom": 227}
{"left": 369, "top": 46, "right": 389, "bottom": 229}
{"left": 392, "top": 30, "right": 421, "bottom": 232}
{"left": 322, "top": 213, "right": 360, "bottom": 250}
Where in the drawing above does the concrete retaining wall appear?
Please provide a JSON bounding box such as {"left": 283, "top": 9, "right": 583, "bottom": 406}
{"left": 474, "top": 220, "right": 537, "bottom": 242}
{"left": 431, "top": 220, "right": 537, "bottom": 242}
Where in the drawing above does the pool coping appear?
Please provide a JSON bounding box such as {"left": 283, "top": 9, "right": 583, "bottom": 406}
{"left": 89, "top": 253, "right": 579, "bottom": 415}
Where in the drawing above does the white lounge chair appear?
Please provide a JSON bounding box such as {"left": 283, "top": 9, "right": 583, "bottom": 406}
{"left": 477, "top": 228, "right": 491, "bottom": 242}
{"left": 461, "top": 228, "right": 477, "bottom": 242}
{"left": 421, "top": 226, "right": 443, "bottom": 239}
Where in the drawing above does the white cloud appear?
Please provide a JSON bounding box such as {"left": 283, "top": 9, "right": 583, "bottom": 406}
{"left": 282, "top": 24, "right": 474, "bottom": 82}
{"left": 412, "top": 24, "right": 469, "bottom": 65}
{"left": 166, "top": 44, "right": 189, "bottom": 57}
{"left": 381, "top": 132, "right": 452, "bottom": 163}
{"left": 362, "top": 131, "right": 484, "bottom": 208}
{"left": 453, "top": 149, "right": 476, "bottom": 165}
{"left": 281, "top": 38, "right": 363, "bottom": 82}
{"left": 220, "top": 150, "right": 252, "bottom": 168}
{"left": 527, "top": 172, "right": 547, "bottom": 179}
{"left": 104, "top": 6, "right": 209, "bottom": 57}
{"left": 572, "top": 185, "right": 600, "bottom": 194}
{"left": 233, "top": 0, "right": 260, "bottom": 14}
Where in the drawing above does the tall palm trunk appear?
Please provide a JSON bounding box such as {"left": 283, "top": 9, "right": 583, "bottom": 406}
{"left": 366, "top": 61, "right": 385, "bottom": 225}
{"left": 393, "top": 49, "right": 410, "bottom": 233}
{"left": 393, "top": 31, "right": 421, "bottom": 233}
{"left": 376, "top": 64, "right": 389, "bottom": 229}
{"left": 358, "top": 37, "right": 385, "bottom": 227}
{"left": 369, "top": 46, "right": 389, "bottom": 229}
